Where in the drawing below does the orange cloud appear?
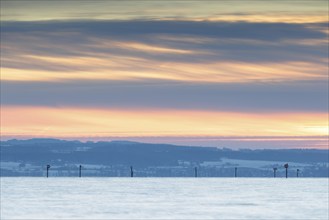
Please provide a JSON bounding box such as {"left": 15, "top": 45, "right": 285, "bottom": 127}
{"left": 2, "top": 106, "right": 328, "bottom": 139}
{"left": 111, "top": 41, "right": 196, "bottom": 54}
{"left": 1, "top": 59, "right": 327, "bottom": 83}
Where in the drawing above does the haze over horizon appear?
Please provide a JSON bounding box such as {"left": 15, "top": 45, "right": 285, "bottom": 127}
{"left": 1, "top": 0, "right": 328, "bottom": 149}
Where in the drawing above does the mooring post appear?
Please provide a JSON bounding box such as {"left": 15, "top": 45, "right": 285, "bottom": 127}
{"left": 130, "top": 166, "right": 134, "bottom": 177}
{"left": 284, "top": 163, "right": 289, "bottom": 178}
{"left": 297, "top": 169, "right": 299, "bottom": 178}
{"left": 46, "top": 164, "right": 51, "bottom": 178}
{"left": 79, "top": 165, "right": 82, "bottom": 178}
{"left": 273, "top": 167, "right": 277, "bottom": 178}
{"left": 194, "top": 167, "right": 197, "bottom": 177}
{"left": 234, "top": 167, "right": 237, "bottom": 178}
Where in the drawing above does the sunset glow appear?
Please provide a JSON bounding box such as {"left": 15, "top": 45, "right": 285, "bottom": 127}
{"left": 2, "top": 106, "right": 327, "bottom": 147}
{"left": 1, "top": 0, "right": 328, "bottom": 149}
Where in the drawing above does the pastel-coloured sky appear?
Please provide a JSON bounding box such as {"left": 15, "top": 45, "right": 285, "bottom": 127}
{"left": 1, "top": 0, "right": 328, "bottom": 149}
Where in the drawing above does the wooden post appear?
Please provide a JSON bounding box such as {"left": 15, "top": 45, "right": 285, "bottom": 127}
{"left": 194, "top": 167, "right": 197, "bottom": 177}
{"left": 234, "top": 167, "right": 237, "bottom": 178}
{"left": 79, "top": 165, "right": 82, "bottom": 178}
{"left": 297, "top": 169, "right": 299, "bottom": 178}
{"left": 284, "top": 163, "right": 289, "bottom": 178}
{"left": 130, "top": 166, "right": 134, "bottom": 177}
{"left": 46, "top": 165, "right": 51, "bottom": 178}
{"left": 273, "top": 167, "right": 277, "bottom": 178}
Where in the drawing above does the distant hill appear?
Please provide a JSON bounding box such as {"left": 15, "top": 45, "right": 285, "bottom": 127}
{"left": 1, "top": 139, "right": 328, "bottom": 177}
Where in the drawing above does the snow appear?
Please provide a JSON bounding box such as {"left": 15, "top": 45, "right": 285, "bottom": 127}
{"left": 1, "top": 178, "right": 328, "bottom": 219}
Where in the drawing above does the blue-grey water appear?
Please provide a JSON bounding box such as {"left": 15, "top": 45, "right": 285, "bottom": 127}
{"left": 1, "top": 178, "right": 328, "bottom": 219}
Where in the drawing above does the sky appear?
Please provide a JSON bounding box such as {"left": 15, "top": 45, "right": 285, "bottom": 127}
{"left": 1, "top": 0, "right": 328, "bottom": 149}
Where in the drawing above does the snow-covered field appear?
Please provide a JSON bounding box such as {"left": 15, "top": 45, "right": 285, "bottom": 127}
{"left": 1, "top": 178, "right": 328, "bottom": 219}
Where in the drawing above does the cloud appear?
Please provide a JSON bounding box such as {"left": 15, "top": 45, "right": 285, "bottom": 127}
{"left": 3, "top": 20, "right": 326, "bottom": 40}
{"left": 2, "top": 80, "right": 327, "bottom": 113}
{"left": 1, "top": 20, "right": 328, "bottom": 112}
{"left": 2, "top": 0, "right": 328, "bottom": 24}
{"left": 1, "top": 20, "right": 327, "bottom": 83}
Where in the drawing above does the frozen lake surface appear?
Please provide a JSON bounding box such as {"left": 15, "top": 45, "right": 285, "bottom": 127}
{"left": 1, "top": 178, "right": 328, "bottom": 219}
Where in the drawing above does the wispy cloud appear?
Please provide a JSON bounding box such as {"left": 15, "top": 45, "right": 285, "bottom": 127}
{"left": 2, "top": 20, "right": 327, "bottom": 83}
